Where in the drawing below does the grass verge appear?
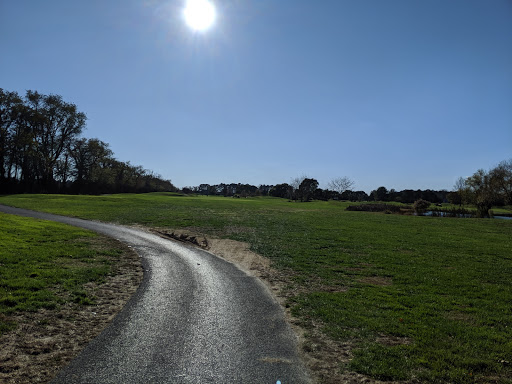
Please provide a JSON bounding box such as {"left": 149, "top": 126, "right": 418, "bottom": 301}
{"left": 0, "top": 210, "right": 143, "bottom": 383}
{"left": 1, "top": 193, "right": 512, "bottom": 383}
{"left": 0, "top": 211, "right": 125, "bottom": 333}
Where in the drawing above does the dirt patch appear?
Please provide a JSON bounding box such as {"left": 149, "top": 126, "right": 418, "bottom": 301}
{"left": 153, "top": 228, "right": 209, "bottom": 249}
{"left": 376, "top": 334, "right": 411, "bottom": 347}
{"left": 445, "top": 310, "right": 477, "bottom": 325}
{"left": 150, "top": 227, "right": 273, "bottom": 280}
{"left": 208, "top": 237, "right": 272, "bottom": 277}
{"left": 358, "top": 276, "right": 393, "bottom": 287}
{"left": 0, "top": 237, "right": 143, "bottom": 384}
{"left": 300, "top": 327, "right": 401, "bottom": 384}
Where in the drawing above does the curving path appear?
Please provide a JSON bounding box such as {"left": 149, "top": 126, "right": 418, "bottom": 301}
{"left": 0, "top": 205, "right": 311, "bottom": 384}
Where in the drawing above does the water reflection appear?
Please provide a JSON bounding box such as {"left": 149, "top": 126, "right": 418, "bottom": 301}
{"left": 419, "top": 211, "right": 512, "bottom": 220}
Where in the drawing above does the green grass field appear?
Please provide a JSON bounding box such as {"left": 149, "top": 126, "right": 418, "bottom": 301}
{"left": 0, "top": 211, "right": 126, "bottom": 335}
{"left": 1, "top": 193, "right": 511, "bottom": 383}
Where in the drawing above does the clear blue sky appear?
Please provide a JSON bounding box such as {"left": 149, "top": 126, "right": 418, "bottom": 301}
{"left": 1, "top": 0, "right": 511, "bottom": 192}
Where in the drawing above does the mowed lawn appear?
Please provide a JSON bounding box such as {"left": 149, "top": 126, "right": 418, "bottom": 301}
{"left": 1, "top": 193, "right": 511, "bottom": 383}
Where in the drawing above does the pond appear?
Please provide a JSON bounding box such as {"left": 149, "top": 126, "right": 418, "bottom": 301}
{"left": 422, "top": 211, "right": 472, "bottom": 218}
{"left": 495, "top": 215, "right": 512, "bottom": 220}
{"left": 420, "top": 211, "right": 512, "bottom": 220}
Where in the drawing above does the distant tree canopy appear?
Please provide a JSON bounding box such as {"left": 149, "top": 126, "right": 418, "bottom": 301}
{"left": 188, "top": 164, "right": 511, "bottom": 213}
{"left": 0, "top": 88, "right": 176, "bottom": 194}
{"left": 269, "top": 183, "right": 293, "bottom": 199}
{"left": 369, "top": 187, "right": 449, "bottom": 204}
{"left": 185, "top": 183, "right": 263, "bottom": 197}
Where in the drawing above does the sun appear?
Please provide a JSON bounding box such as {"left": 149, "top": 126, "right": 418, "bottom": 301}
{"left": 183, "top": 0, "right": 216, "bottom": 31}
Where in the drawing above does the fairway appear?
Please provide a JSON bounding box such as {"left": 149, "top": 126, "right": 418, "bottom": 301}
{"left": 1, "top": 193, "right": 512, "bottom": 383}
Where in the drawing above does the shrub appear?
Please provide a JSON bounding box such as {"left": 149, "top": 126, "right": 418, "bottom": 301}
{"left": 346, "top": 204, "right": 405, "bottom": 213}
{"left": 413, "top": 199, "right": 431, "bottom": 215}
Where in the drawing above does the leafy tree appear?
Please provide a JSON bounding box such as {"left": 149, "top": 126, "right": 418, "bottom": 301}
{"left": 465, "top": 169, "right": 495, "bottom": 217}
{"left": 258, "top": 184, "right": 272, "bottom": 196}
{"left": 464, "top": 167, "right": 507, "bottom": 217}
{"left": 69, "top": 138, "right": 113, "bottom": 193}
{"left": 371, "top": 186, "right": 389, "bottom": 201}
{"left": 450, "top": 177, "right": 467, "bottom": 207}
{"left": 270, "top": 183, "right": 293, "bottom": 199}
{"left": 314, "top": 188, "right": 339, "bottom": 201}
{"left": 413, "top": 199, "right": 431, "bottom": 215}
{"left": 298, "top": 178, "right": 319, "bottom": 202}
{"left": 0, "top": 88, "right": 176, "bottom": 194}
{"left": 340, "top": 190, "right": 369, "bottom": 201}
{"left": 290, "top": 174, "right": 308, "bottom": 200}
{"left": 25, "top": 91, "right": 87, "bottom": 191}
{"left": 0, "top": 89, "right": 23, "bottom": 184}
{"left": 454, "top": 161, "right": 511, "bottom": 217}
{"left": 388, "top": 188, "right": 399, "bottom": 202}
{"left": 489, "top": 159, "right": 512, "bottom": 205}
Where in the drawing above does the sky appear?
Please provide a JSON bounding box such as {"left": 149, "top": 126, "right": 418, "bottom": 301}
{"left": 1, "top": 0, "right": 511, "bottom": 193}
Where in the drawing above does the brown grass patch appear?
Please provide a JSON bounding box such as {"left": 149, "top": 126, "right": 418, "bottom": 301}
{"left": 358, "top": 276, "right": 393, "bottom": 286}
{"left": 376, "top": 334, "right": 412, "bottom": 346}
{"left": 445, "top": 311, "right": 477, "bottom": 325}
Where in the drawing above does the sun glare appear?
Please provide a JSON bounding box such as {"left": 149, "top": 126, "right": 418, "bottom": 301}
{"left": 183, "top": 0, "right": 216, "bottom": 31}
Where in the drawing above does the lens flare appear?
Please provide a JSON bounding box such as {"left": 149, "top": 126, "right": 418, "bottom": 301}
{"left": 183, "top": 0, "right": 216, "bottom": 31}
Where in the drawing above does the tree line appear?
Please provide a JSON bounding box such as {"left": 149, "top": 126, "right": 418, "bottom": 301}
{"left": 338, "top": 161, "right": 511, "bottom": 210}
{"left": 185, "top": 163, "right": 512, "bottom": 214}
{"left": 185, "top": 179, "right": 453, "bottom": 204}
{"left": 0, "top": 89, "right": 176, "bottom": 194}
{"left": 185, "top": 175, "right": 453, "bottom": 204}
{"left": 368, "top": 186, "right": 449, "bottom": 204}
{"left": 183, "top": 176, "right": 365, "bottom": 202}
{"left": 3, "top": 88, "right": 509, "bottom": 209}
{"left": 183, "top": 176, "right": 365, "bottom": 201}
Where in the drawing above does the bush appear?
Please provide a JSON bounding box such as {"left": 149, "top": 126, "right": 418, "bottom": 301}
{"left": 346, "top": 204, "right": 405, "bottom": 213}
{"left": 413, "top": 199, "right": 431, "bottom": 215}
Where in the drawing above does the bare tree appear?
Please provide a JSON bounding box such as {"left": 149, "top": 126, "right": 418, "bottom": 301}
{"left": 328, "top": 176, "right": 354, "bottom": 194}
{"left": 453, "top": 176, "right": 467, "bottom": 208}
{"left": 290, "top": 174, "right": 307, "bottom": 190}
{"left": 290, "top": 174, "right": 308, "bottom": 200}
